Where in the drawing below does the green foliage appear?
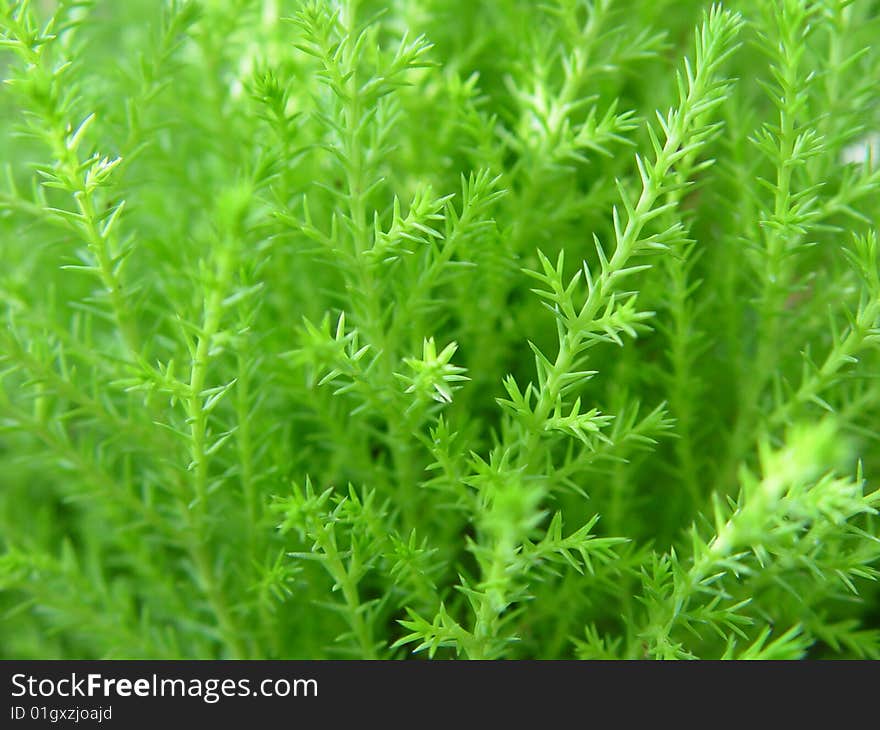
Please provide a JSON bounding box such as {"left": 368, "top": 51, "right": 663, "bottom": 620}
{"left": 1, "top": 0, "right": 879, "bottom": 659}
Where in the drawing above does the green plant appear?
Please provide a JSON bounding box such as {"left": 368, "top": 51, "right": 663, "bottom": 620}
{"left": 1, "top": 0, "right": 879, "bottom": 660}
